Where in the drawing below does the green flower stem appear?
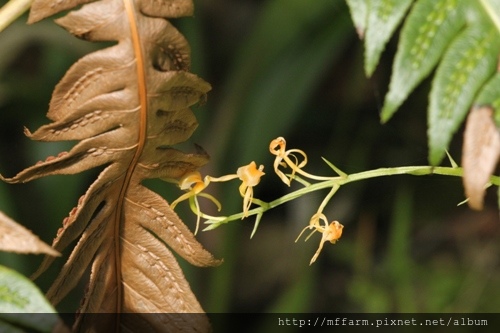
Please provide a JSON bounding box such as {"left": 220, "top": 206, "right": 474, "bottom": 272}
{"left": 315, "top": 184, "right": 340, "bottom": 215}
{"left": 203, "top": 165, "right": 499, "bottom": 231}
{"left": 0, "top": 0, "right": 32, "bottom": 33}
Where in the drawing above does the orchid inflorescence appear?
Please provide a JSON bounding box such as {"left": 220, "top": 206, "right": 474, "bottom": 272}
{"left": 167, "top": 135, "right": 498, "bottom": 264}
{"left": 170, "top": 136, "right": 345, "bottom": 264}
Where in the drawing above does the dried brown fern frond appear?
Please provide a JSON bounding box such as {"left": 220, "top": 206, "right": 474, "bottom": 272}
{"left": 1, "top": 0, "right": 220, "bottom": 331}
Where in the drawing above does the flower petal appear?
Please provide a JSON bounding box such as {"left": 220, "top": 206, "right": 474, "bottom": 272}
{"left": 237, "top": 161, "right": 265, "bottom": 187}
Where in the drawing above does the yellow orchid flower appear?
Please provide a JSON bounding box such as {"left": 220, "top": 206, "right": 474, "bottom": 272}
{"left": 170, "top": 171, "right": 222, "bottom": 234}
{"left": 236, "top": 161, "right": 265, "bottom": 217}
{"left": 296, "top": 213, "right": 344, "bottom": 265}
{"left": 270, "top": 137, "right": 331, "bottom": 186}
{"left": 171, "top": 162, "right": 265, "bottom": 232}
{"left": 170, "top": 171, "right": 220, "bottom": 210}
{"left": 270, "top": 137, "right": 307, "bottom": 186}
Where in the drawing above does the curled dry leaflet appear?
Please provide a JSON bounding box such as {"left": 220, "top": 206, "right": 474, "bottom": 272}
{"left": 1, "top": 0, "right": 221, "bottom": 331}
{"left": 462, "top": 106, "right": 500, "bottom": 210}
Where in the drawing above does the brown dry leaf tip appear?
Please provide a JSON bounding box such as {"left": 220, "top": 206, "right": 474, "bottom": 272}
{"left": 462, "top": 106, "right": 500, "bottom": 210}
{"left": 296, "top": 213, "right": 343, "bottom": 265}
{"left": 0, "top": 211, "right": 60, "bottom": 256}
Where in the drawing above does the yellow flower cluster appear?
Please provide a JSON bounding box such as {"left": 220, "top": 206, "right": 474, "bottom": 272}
{"left": 171, "top": 137, "right": 343, "bottom": 264}
{"left": 171, "top": 162, "right": 265, "bottom": 233}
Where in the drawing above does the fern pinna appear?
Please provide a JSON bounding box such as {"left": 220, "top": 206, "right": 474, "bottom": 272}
{"left": 1, "top": 0, "right": 220, "bottom": 331}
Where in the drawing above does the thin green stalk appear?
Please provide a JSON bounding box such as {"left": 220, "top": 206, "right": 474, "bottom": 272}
{"left": 0, "top": 0, "right": 32, "bottom": 33}
{"left": 203, "top": 165, "right": 499, "bottom": 231}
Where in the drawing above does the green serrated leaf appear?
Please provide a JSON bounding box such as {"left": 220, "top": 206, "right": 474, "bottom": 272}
{"left": 475, "top": 73, "right": 500, "bottom": 128}
{"left": 364, "top": 0, "right": 413, "bottom": 76}
{"left": 428, "top": 23, "right": 500, "bottom": 165}
{"left": 345, "top": 0, "right": 368, "bottom": 38}
{"left": 479, "top": 0, "right": 500, "bottom": 33}
{"left": 0, "top": 265, "right": 59, "bottom": 332}
{"left": 477, "top": 0, "right": 500, "bottom": 131}
{"left": 381, "top": 0, "right": 466, "bottom": 122}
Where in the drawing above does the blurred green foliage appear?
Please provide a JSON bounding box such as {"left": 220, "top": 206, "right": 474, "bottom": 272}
{"left": 0, "top": 0, "right": 499, "bottom": 328}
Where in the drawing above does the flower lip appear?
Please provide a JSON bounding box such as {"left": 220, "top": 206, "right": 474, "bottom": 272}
{"left": 237, "top": 161, "right": 265, "bottom": 187}
{"left": 324, "top": 220, "right": 343, "bottom": 244}
{"left": 270, "top": 137, "right": 286, "bottom": 156}
{"left": 178, "top": 171, "right": 204, "bottom": 191}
